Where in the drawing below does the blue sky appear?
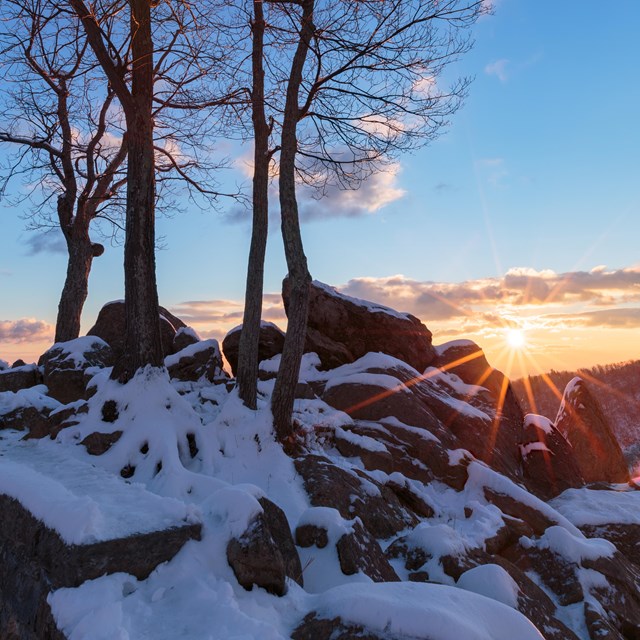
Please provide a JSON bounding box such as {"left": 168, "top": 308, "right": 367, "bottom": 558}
{"left": 2, "top": 0, "right": 640, "bottom": 377}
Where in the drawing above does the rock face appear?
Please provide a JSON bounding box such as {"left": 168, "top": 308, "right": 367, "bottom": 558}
{"left": 555, "top": 377, "right": 629, "bottom": 483}
{"left": 38, "top": 337, "right": 113, "bottom": 405}
{"left": 222, "top": 322, "right": 286, "bottom": 376}
{"left": 86, "top": 301, "right": 188, "bottom": 361}
{"left": 520, "top": 414, "right": 585, "bottom": 500}
{"left": 284, "top": 279, "right": 435, "bottom": 371}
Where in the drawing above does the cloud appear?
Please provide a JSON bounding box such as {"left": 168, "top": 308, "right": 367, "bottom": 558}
{"left": 485, "top": 59, "right": 510, "bottom": 83}
{"left": 24, "top": 232, "right": 67, "bottom": 256}
{"left": 549, "top": 308, "right": 640, "bottom": 329}
{"left": 0, "top": 318, "right": 53, "bottom": 343}
{"left": 338, "top": 266, "right": 640, "bottom": 322}
{"left": 300, "top": 164, "right": 406, "bottom": 221}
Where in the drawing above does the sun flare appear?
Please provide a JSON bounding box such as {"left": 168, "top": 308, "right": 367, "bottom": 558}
{"left": 506, "top": 328, "right": 526, "bottom": 350}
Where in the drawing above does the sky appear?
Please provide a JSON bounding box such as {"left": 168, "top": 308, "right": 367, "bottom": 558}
{"left": 1, "top": 0, "right": 639, "bottom": 380}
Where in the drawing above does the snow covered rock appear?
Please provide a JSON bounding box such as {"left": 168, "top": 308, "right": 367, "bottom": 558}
{"left": 165, "top": 339, "right": 227, "bottom": 383}
{"left": 38, "top": 337, "right": 113, "bottom": 405}
{"left": 0, "top": 385, "right": 61, "bottom": 437}
{"left": 284, "top": 278, "right": 436, "bottom": 371}
{"left": 520, "top": 413, "right": 586, "bottom": 500}
{"left": 555, "top": 377, "right": 629, "bottom": 484}
{"left": 86, "top": 300, "right": 188, "bottom": 361}
{"left": 294, "top": 454, "right": 417, "bottom": 539}
{"left": 222, "top": 321, "right": 286, "bottom": 376}
{"left": 0, "top": 362, "right": 41, "bottom": 393}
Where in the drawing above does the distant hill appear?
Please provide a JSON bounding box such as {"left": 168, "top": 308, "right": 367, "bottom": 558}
{"left": 513, "top": 360, "right": 640, "bottom": 465}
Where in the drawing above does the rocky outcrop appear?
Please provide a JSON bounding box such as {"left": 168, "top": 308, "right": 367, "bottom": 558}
{"left": 86, "top": 301, "right": 189, "bottom": 361}
{"left": 38, "top": 337, "right": 113, "bottom": 405}
{"left": 222, "top": 322, "right": 286, "bottom": 376}
{"left": 555, "top": 377, "right": 629, "bottom": 483}
{"left": 284, "top": 279, "right": 435, "bottom": 371}
{"left": 520, "top": 414, "right": 586, "bottom": 500}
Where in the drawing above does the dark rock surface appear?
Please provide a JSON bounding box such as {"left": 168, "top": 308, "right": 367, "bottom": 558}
{"left": 222, "top": 322, "right": 286, "bottom": 376}
{"left": 292, "top": 614, "right": 394, "bottom": 640}
{"left": 555, "top": 377, "right": 630, "bottom": 484}
{"left": 520, "top": 414, "right": 586, "bottom": 500}
{"left": 285, "top": 279, "right": 436, "bottom": 371}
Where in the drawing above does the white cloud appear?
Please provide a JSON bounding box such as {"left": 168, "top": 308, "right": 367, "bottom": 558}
{"left": 485, "top": 58, "right": 510, "bottom": 83}
{"left": 0, "top": 318, "right": 53, "bottom": 343}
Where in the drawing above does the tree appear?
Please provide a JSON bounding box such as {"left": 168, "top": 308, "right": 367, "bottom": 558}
{"left": 261, "top": 0, "right": 485, "bottom": 439}
{"left": 0, "top": 1, "right": 128, "bottom": 343}
{"left": 1, "top": 0, "right": 233, "bottom": 351}
{"left": 67, "top": 0, "right": 163, "bottom": 379}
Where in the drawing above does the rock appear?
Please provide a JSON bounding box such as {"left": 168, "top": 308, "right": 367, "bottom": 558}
{"left": 38, "top": 337, "right": 113, "bottom": 405}
{"left": 336, "top": 519, "right": 400, "bottom": 582}
{"left": 172, "top": 326, "right": 200, "bottom": 353}
{"left": 87, "top": 300, "right": 186, "bottom": 360}
{"left": 81, "top": 431, "right": 123, "bottom": 456}
{"left": 294, "top": 455, "right": 417, "bottom": 539}
{"left": 0, "top": 364, "right": 41, "bottom": 394}
{"left": 520, "top": 414, "right": 585, "bottom": 500}
{"left": 221, "top": 322, "right": 285, "bottom": 376}
{"left": 580, "top": 522, "right": 640, "bottom": 566}
{"left": 226, "top": 513, "right": 288, "bottom": 596}
{"left": 555, "top": 377, "right": 629, "bottom": 484}
{"left": 285, "top": 279, "right": 435, "bottom": 371}
{"left": 483, "top": 489, "right": 557, "bottom": 536}
{"left": 0, "top": 406, "right": 50, "bottom": 437}
{"left": 165, "top": 339, "right": 226, "bottom": 383}
{"left": 292, "top": 614, "right": 392, "bottom": 640}
{"left": 295, "top": 524, "right": 329, "bottom": 549}
{"left": 257, "top": 497, "right": 303, "bottom": 587}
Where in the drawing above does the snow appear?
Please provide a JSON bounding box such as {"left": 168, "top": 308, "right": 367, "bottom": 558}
{"left": 311, "top": 582, "right": 544, "bottom": 640}
{"left": 324, "top": 371, "right": 409, "bottom": 393}
{"left": 0, "top": 384, "right": 61, "bottom": 415}
{"left": 521, "top": 525, "right": 615, "bottom": 562}
{"left": 424, "top": 366, "right": 488, "bottom": 397}
{"left": 0, "top": 439, "right": 199, "bottom": 544}
{"left": 551, "top": 487, "right": 640, "bottom": 526}
{"left": 174, "top": 326, "right": 201, "bottom": 341}
{"left": 0, "top": 359, "right": 9, "bottom": 370}
{"left": 457, "top": 564, "right": 520, "bottom": 609}
{"left": 520, "top": 441, "right": 551, "bottom": 458}
{"left": 524, "top": 413, "right": 554, "bottom": 434}
{"left": 44, "top": 336, "right": 110, "bottom": 369}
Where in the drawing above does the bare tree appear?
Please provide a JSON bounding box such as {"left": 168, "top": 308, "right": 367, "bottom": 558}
{"left": 242, "top": 0, "right": 487, "bottom": 438}
{"left": 0, "top": 1, "right": 128, "bottom": 343}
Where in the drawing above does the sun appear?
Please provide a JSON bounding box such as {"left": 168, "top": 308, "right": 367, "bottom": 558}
{"left": 506, "top": 328, "right": 526, "bottom": 350}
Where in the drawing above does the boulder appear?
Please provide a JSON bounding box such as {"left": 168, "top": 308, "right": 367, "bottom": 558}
{"left": 172, "top": 326, "right": 200, "bottom": 353}
{"left": 227, "top": 517, "right": 286, "bottom": 596}
{"left": 165, "top": 339, "right": 226, "bottom": 383}
{"left": 0, "top": 364, "right": 41, "bottom": 394}
{"left": 38, "top": 337, "right": 113, "bottom": 405}
{"left": 221, "top": 322, "right": 285, "bottom": 376}
{"left": 284, "top": 279, "right": 435, "bottom": 371}
{"left": 555, "top": 377, "right": 629, "bottom": 483}
{"left": 87, "top": 300, "right": 187, "bottom": 361}
{"left": 292, "top": 614, "right": 392, "bottom": 640}
{"left": 520, "top": 414, "right": 586, "bottom": 500}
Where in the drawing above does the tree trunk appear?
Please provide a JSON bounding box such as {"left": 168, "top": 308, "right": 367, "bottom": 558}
{"left": 271, "top": 0, "right": 315, "bottom": 442}
{"left": 112, "top": 0, "right": 163, "bottom": 381}
{"left": 237, "top": 0, "right": 270, "bottom": 410}
{"left": 55, "top": 230, "right": 94, "bottom": 344}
